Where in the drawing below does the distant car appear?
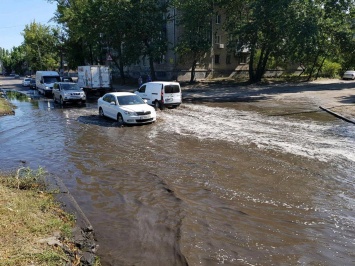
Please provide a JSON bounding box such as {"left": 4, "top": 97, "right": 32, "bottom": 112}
{"left": 98, "top": 92, "right": 156, "bottom": 125}
{"left": 60, "top": 77, "right": 73, "bottom": 82}
{"left": 29, "top": 78, "right": 36, "bottom": 89}
{"left": 22, "top": 77, "right": 31, "bottom": 86}
{"left": 342, "top": 70, "right": 355, "bottom": 80}
{"left": 52, "top": 82, "right": 86, "bottom": 105}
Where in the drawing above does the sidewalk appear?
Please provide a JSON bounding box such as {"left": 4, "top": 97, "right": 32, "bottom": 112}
{"left": 179, "top": 79, "right": 355, "bottom": 124}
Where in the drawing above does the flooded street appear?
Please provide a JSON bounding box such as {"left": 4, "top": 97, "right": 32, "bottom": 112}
{"left": 1, "top": 83, "right": 355, "bottom": 265}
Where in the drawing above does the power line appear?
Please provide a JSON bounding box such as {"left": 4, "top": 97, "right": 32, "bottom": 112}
{"left": 0, "top": 21, "right": 57, "bottom": 30}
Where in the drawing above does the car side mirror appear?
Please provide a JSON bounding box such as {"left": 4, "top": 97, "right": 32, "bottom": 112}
{"left": 110, "top": 101, "right": 116, "bottom": 105}
{"left": 143, "top": 99, "right": 147, "bottom": 103}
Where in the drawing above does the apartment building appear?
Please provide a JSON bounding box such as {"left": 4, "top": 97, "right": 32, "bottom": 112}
{"left": 118, "top": 7, "right": 249, "bottom": 82}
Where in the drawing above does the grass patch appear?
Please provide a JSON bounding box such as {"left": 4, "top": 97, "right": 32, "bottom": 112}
{"left": 0, "top": 97, "right": 14, "bottom": 115}
{"left": 0, "top": 167, "right": 99, "bottom": 265}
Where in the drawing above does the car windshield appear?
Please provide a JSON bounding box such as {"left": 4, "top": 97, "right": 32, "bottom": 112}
{"left": 43, "top": 76, "right": 60, "bottom": 83}
{"left": 117, "top": 95, "right": 145, "bottom": 105}
{"left": 61, "top": 83, "right": 80, "bottom": 90}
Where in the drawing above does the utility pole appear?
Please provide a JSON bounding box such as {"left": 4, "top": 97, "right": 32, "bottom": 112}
{"left": 211, "top": 0, "right": 214, "bottom": 79}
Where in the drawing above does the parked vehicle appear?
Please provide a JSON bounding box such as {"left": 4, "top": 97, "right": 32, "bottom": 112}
{"left": 52, "top": 82, "right": 86, "bottom": 105}
{"left": 60, "top": 76, "right": 73, "bottom": 82}
{"left": 98, "top": 92, "right": 156, "bottom": 125}
{"left": 29, "top": 78, "right": 36, "bottom": 89}
{"left": 134, "top": 81, "right": 182, "bottom": 110}
{"left": 342, "top": 70, "right": 355, "bottom": 80}
{"left": 36, "top": 71, "right": 60, "bottom": 96}
{"left": 77, "top": 65, "right": 111, "bottom": 95}
{"left": 22, "top": 77, "right": 31, "bottom": 87}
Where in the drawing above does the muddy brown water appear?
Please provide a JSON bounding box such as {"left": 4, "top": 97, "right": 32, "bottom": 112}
{"left": 1, "top": 90, "right": 355, "bottom": 265}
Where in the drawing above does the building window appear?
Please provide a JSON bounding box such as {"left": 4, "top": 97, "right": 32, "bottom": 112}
{"left": 215, "top": 34, "right": 221, "bottom": 44}
{"left": 215, "top": 55, "right": 220, "bottom": 64}
{"left": 155, "top": 55, "right": 165, "bottom": 64}
{"left": 226, "top": 54, "right": 231, "bottom": 65}
{"left": 216, "top": 14, "right": 221, "bottom": 24}
{"left": 239, "top": 54, "right": 247, "bottom": 64}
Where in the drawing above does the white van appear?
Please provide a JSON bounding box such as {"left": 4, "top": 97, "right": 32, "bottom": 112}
{"left": 36, "top": 71, "right": 60, "bottom": 96}
{"left": 134, "top": 81, "right": 182, "bottom": 110}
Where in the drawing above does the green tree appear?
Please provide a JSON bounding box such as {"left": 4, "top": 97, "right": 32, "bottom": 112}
{"left": 223, "top": 0, "right": 296, "bottom": 83}
{"left": 9, "top": 46, "right": 26, "bottom": 75}
{"left": 173, "top": 0, "right": 214, "bottom": 83}
{"left": 52, "top": 0, "right": 103, "bottom": 67}
{"left": 124, "top": 0, "right": 170, "bottom": 81}
{"left": 98, "top": 0, "right": 141, "bottom": 84}
{"left": 22, "top": 21, "right": 59, "bottom": 72}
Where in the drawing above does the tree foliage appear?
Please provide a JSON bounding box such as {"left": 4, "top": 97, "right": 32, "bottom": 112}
{"left": 22, "top": 21, "right": 60, "bottom": 72}
{"left": 2, "top": 0, "right": 355, "bottom": 82}
{"left": 173, "top": 0, "right": 214, "bottom": 83}
{"left": 222, "top": 0, "right": 355, "bottom": 82}
{"left": 51, "top": 0, "right": 169, "bottom": 83}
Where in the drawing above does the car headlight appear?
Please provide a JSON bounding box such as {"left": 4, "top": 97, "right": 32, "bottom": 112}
{"left": 45, "top": 86, "right": 50, "bottom": 90}
{"left": 124, "top": 111, "right": 137, "bottom": 116}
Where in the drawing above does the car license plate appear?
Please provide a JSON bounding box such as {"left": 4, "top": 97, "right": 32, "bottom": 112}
{"left": 140, "top": 115, "right": 150, "bottom": 119}
{"left": 165, "top": 98, "right": 172, "bottom": 102}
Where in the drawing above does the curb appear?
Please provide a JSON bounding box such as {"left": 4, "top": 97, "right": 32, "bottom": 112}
{"left": 319, "top": 106, "right": 355, "bottom": 125}
{"left": 48, "top": 174, "right": 98, "bottom": 265}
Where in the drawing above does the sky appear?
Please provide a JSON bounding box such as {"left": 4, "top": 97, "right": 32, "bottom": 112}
{"left": 0, "top": 0, "right": 57, "bottom": 51}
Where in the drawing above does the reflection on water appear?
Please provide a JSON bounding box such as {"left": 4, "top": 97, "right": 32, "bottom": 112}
{"left": 0, "top": 98, "right": 354, "bottom": 265}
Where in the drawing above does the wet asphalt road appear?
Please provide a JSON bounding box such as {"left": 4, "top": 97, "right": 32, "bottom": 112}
{"left": 1, "top": 77, "right": 355, "bottom": 265}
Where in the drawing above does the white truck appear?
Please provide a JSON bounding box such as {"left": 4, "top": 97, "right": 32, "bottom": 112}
{"left": 35, "top": 71, "right": 61, "bottom": 96}
{"left": 77, "top": 65, "right": 111, "bottom": 95}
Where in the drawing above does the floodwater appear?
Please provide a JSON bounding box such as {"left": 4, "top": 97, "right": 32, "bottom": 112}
{"left": 1, "top": 89, "right": 355, "bottom": 266}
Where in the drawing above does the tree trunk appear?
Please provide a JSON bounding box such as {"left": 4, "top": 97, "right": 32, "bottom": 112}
{"left": 149, "top": 57, "right": 156, "bottom": 81}
{"left": 315, "top": 57, "right": 326, "bottom": 80}
{"left": 190, "top": 59, "right": 197, "bottom": 83}
{"left": 299, "top": 63, "right": 305, "bottom": 76}
{"left": 117, "top": 45, "right": 126, "bottom": 84}
{"left": 249, "top": 45, "right": 256, "bottom": 83}
{"left": 307, "top": 51, "right": 320, "bottom": 81}
{"left": 255, "top": 48, "right": 270, "bottom": 82}
{"left": 144, "top": 39, "right": 157, "bottom": 81}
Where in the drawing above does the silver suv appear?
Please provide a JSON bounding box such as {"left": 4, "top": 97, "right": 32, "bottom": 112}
{"left": 53, "top": 82, "right": 86, "bottom": 105}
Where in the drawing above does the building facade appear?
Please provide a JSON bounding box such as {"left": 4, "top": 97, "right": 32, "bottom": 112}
{"left": 112, "top": 7, "right": 249, "bottom": 82}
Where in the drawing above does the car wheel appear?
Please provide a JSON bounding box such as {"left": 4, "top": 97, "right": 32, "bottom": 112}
{"left": 117, "top": 113, "right": 124, "bottom": 125}
{"left": 154, "top": 100, "right": 161, "bottom": 110}
{"left": 99, "top": 107, "right": 104, "bottom": 117}
{"left": 60, "top": 97, "right": 65, "bottom": 105}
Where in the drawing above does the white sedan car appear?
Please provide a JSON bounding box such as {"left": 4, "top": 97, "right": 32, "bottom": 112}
{"left": 342, "top": 70, "right": 355, "bottom": 80}
{"left": 98, "top": 92, "right": 156, "bottom": 125}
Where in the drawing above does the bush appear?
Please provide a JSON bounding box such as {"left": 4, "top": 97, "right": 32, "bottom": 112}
{"left": 321, "top": 60, "right": 342, "bottom": 78}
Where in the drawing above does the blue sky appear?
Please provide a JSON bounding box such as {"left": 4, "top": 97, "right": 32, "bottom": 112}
{"left": 0, "top": 0, "right": 57, "bottom": 51}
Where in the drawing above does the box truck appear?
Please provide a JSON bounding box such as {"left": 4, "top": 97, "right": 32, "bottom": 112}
{"left": 77, "top": 65, "right": 111, "bottom": 94}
